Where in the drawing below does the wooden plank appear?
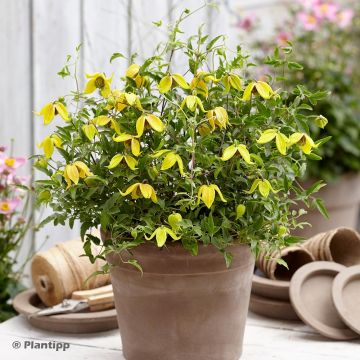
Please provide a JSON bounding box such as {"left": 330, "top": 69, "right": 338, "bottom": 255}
{"left": 0, "top": 0, "right": 35, "bottom": 283}
{"left": 32, "top": 0, "right": 83, "bottom": 250}
{"left": 1, "top": 313, "right": 360, "bottom": 359}
{"left": 82, "top": 0, "right": 128, "bottom": 80}
{"left": 0, "top": 0, "right": 32, "bottom": 160}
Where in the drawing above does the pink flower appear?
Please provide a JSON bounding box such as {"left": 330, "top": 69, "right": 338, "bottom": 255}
{"left": 298, "top": 0, "right": 321, "bottom": 10}
{"left": 276, "top": 31, "right": 292, "bottom": 46}
{"left": 0, "top": 198, "right": 21, "bottom": 215}
{"left": 298, "top": 12, "right": 319, "bottom": 30}
{"left": 235, "top": 14, "right": 258, "bottom": 32}
{"left": 313, "top": 2, "right": 339, "bottom": 21}
{"left": 337, "top": 8, "right": 354, "bottom": 28}
{"left": 0, "top": 156, "right": 26, "bottom": 173}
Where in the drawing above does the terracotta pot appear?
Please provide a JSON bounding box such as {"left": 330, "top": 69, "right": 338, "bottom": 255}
{"left": 256, "top": 245, "right": 314, "bottom": 281}
{"left": 304, "top": 227, "right": 360, "bottom": 266}
{"left": 104, "top": 238, "right": 254, "bottom": 360}
{"left": 293, "top": 173, "right": 360, "bottom": 239}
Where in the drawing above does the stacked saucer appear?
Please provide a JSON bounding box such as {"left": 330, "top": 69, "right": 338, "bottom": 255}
{"left": 250, "top": 227, "right": 360, "bottom": 338}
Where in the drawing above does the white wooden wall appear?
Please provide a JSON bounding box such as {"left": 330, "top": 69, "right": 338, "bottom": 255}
{"left": 0, "top": 0, "right": 285, "bottom": 258}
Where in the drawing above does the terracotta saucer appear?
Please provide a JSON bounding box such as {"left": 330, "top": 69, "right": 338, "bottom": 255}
{"left": 249, "top": 293, "right": 299, "bottom": 321}
{"left": 290, "top": 261, "right": 358, "bottom": 340}
{"left": 252, "top": 269, "right": 290, "bottom": 300}
{"left": 13, "top": 289, "right": 118, "bottom": 333}
{"left": 332, "top": 265, "right": 360, "bottom": 335}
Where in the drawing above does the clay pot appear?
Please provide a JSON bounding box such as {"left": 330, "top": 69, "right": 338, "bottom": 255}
{"left": 304, "top": 227, "right": 360, "bottom": 266}
{"left": 293, "top": 173, "right": 360, "bottom": 238}
{"left": 256, "top": 245, "right": 315, "bottom": 281}
{"left": 104, "top": 238, "right": 254, "bottom": 360}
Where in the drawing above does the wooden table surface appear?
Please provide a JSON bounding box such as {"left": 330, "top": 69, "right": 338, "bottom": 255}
{"left": 1, "top": 311, "right": 359, "bottom": 359}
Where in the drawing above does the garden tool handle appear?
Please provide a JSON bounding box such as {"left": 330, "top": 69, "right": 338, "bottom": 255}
{"left": 71, "top": 284, "right": 113, "bottom": 300}
{"left": 86, "top": 292, "right": 115, "bottom": 312}
{"left": 71, "top": 285, "right": 114, "bottom": 311}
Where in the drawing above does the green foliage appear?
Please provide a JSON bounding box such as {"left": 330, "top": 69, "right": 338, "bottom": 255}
{"left": 34, "top": 7, "right": 328, "bottom": 267}
{"left": 255, "top": 0, "right": 360, "bottom": 180}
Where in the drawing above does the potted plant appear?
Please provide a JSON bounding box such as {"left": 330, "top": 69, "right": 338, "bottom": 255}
{"left": 252, "top": 0, "right": 360, "bottom": 237}
{"left": 0, "top": 145, "right": 34, "bottom": 322}
{"left": 34, "top": 7, "right": 327, "bottom": 360}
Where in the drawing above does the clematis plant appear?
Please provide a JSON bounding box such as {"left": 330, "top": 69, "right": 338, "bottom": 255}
{"left": 253, "top": 0, "right": 360, "bottom": 180}
{"left": 0, "top": 146, "right": 33, "bottom": 321}
{"left": 34, "top": 7, "right": 329, "bottom": 268}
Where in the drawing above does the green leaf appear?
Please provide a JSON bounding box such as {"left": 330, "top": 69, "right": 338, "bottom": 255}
{"left": 288, "top": 62, "right": 303, "bottom": 70}
{"left": 314, "top": 198, "right": 329, "bottom": 219}
{"left": 306, "top": 153, "right": 322, "bottom": 161}
{"left": 110, "top": 52, "right": 125, "bottom": 63}
{"left": 276, "top": 258, "right": 289, "bottom": 269}
{"left": 305, "top": 180, "right": 326, "bottom": 196}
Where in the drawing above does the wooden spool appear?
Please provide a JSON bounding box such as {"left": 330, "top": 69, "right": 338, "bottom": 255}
{"left": 31, "top": 236, "right": 110, "bottom": 306}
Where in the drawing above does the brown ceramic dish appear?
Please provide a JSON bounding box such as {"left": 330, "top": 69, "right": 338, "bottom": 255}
{"left": 252, "top": 269, "right": 290, "bottom": 300}
{"left": 13, "top": 289, "right": 118, "bottom": 333}
{"left": 332, "top": 265, "right": 360, "bottom": 335}
{"left": 249, "top": 293, "right": 299, "bottom": 321}
{"left": 290, "top": 261, "right": 358, "bottom": 340}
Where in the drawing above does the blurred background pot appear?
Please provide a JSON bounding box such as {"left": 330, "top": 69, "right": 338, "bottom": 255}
{"left": 294, "top": 173, "right": 360, "bottom": 239}
{"left": 104, "top": 237, "right": 254, "bottom": 360}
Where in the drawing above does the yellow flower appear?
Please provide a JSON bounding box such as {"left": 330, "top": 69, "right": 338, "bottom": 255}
{"left": 112, "top": 133, "right": 141, "bottom": 156}
{"left": 158, "top": 73, "right": 190, "bottom": 93}
{"left": 93, "top": 116, "right": 121, "bottom": 134}
{"left": 82, "top": 123, "right": 98, "bottom": 141}
{"left": 314, "top": 115, "right": 328, "bottom": 129}
{"left": 245, "top": 179, "right": 278, "bottom": 198}
{"left": 168, "top": 213, "right": 182, "bottom": 230}
{"left": 190, "top": 71, "right": 221, "bottom": 97}
{"left": 257, "top": 129, "right": 288, "bottom": 155}
{"left": 288, "top": 133, "right": 317, "bottom": 154}
{"left": 84, "top": 73, "right": 112, "bottom": 97}
{"left": 38, "top": 134, "right": 63, "bottom": 158}
{"left": 180, "top": 95, "right": 205, "bottom": 112}
{"left": 107, "top": 154, "right": 137, "bottom": 170}
{"left": 197, "top": 184, "right": 227, "bottom": 209}
{"left": 125, "top": 64, "right": 147, "bottom": 88}
{"left": 145, "top": 226, "right": 180, "bottom": 247}
{"left": 35, "top": 101, "right": 69, "bottom": 125}
{"left": 223, "top": 73, "right": 242, "bottom": 92}
{"left": 107, "top": 91, "right": 143, "bottom": 112}
{"left": 152, "top": 150, "right": 185, "bottom": 176}
{"left": 120, "top": 183, "right": 158, "bottom": 203}
{"left": 136, "top": 114, "right": 165, "bottom": 137}
{"left": 242, "top": 81, "right": 276, "bottom": 101}
{"left": 220, "top": 144, "right": 253, "bottom": 164}
{"left": 63, "top": 161, "right": 92, "bottom": 189}
{"left": 206, "top": 107, "right": 229, "bottom": 131}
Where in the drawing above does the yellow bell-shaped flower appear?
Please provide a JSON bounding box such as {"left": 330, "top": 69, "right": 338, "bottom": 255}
{"left": 288, "top": 132, "right": 317, "bottom": 154}
{"left": 221, "top": 144, "right": 253, "bottom": 164}
{"left": 136, "top": 114, "right": 165, "bottom": 137}
{"left": 145, "top": 226, "right": 180, "bottom": 247}
{"left": 84, "top": 73, "right": 113, "bottom": 98}
{"left": 242, "top": 81, "right": 276, "bottom": 101}
{"left": 38, "top": 134, "right": 63, "bottom": 158}
{"left": 63, "top": 161, "right": 92, "bottom": 189}
{"left": 206, "top": 107, "right": 229, "bottom": 131}
{"left": 197, "top": 184, "right": 227, "bottom": 209}
{"left": 245, "top": 179, "right": 278, "bottom": 198}
{"left": 35, "top": 101, "right": 69, "bottom": 125}
{"left": 107, "top": 154, "right": 138, "bottom": 170}
{"left": 112, "top": 133, "right": 141, "bottom": 157}
{"left": 120, "top": 183, "right": 158, "bottom": 203}
{"left": 257, "top": 129, "right": 288, "bottom": 155}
